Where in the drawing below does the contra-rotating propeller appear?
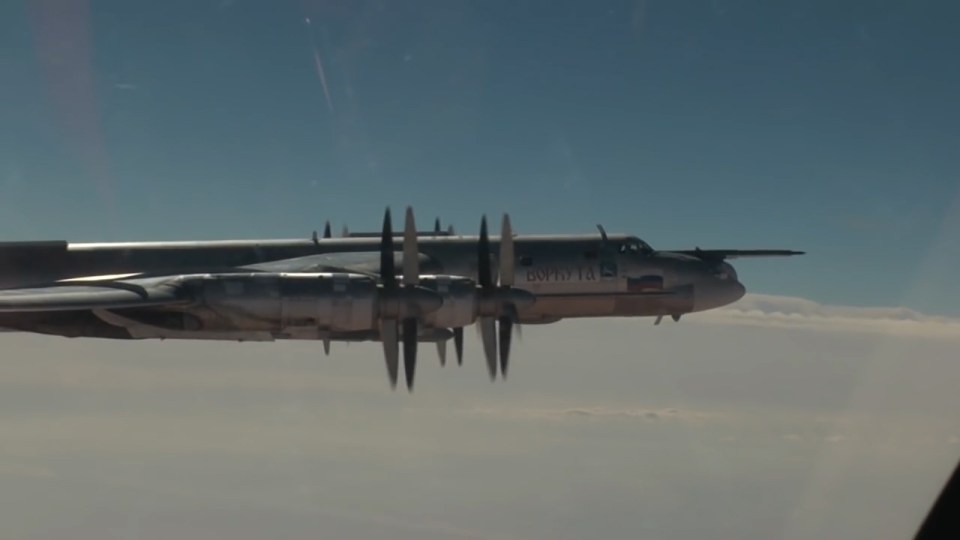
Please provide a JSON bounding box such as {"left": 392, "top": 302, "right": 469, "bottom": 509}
{"left": 376, "top": 207, "right": 441, "bottom": 391}
{"left": 473, "top": 214, "right": 535, "bottom": 380}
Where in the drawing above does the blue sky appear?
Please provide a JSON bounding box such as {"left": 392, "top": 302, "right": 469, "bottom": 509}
{"left": 1, "top": 0, "right": 958, "bottom": 314}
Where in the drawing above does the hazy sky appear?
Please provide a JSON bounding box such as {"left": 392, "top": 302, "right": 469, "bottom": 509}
{"left": 1, "top": 1, "right": 958, "bottom": 313}
{"left": 1, "top": 4, "right": 959, "bottom": 537}
{"left": 2, "top": 294, "right": 958, "bottom": 540}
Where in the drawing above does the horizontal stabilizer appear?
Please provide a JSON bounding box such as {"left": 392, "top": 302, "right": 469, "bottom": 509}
{"left": 678, "top": 249, "right": 805, "bottom": 260}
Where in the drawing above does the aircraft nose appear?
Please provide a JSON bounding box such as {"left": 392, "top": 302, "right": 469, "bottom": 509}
{"left": 692, "top": 277, "right": 746, "bottom": 312}
{"left": 728, "top": 280, "right": 746, "bottom": 304}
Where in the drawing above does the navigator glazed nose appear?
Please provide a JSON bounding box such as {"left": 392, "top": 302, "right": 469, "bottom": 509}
{"left": 692, "top": 276, "right": 746, "bottom": 312}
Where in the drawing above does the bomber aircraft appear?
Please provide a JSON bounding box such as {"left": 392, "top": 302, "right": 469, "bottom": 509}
{"left": 0, "top": 207, "right": 803, "bottom": 390}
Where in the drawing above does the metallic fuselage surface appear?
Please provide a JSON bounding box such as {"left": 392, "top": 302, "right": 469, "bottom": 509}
{"left": 0, "top": 233, "right": 747, "bottom": 339}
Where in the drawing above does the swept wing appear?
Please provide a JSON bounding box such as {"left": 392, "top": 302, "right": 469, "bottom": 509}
{"left": 0, "top": 278, "right": 189, "bottom": 312}
{"left": 240, "top": 251, "right": 431, "bottom": 276}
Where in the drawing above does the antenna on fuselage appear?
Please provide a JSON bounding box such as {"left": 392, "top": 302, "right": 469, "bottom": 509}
{"left": 596, "top": 224, "right": 608, "bottom": 243}
{"left": 434, "top": 217, "right": 455, "bottom": 235}
{"left": 313, "top": 222, "right": 334, "bottom": 246}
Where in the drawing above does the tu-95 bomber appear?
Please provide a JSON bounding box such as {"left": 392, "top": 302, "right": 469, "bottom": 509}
{"left": 0, "top": 207, "right": 803, "bottom": 391}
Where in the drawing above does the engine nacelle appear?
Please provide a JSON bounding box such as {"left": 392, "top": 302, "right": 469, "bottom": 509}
{"left": 187, "top": 272, "right": 378, "bottom": 332}
{"left": 418, "top": 275, "right": 477, "bottom": 329}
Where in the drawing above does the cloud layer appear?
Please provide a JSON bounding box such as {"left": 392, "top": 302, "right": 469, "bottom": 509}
{"left": 2, "top": 293, "right": 959, "bottom": 540}
{"left": 465, "top": 405, "right": 714, "bottom": 422}
{"left": 693, "top": 293, "right": 960, "bottom": 338}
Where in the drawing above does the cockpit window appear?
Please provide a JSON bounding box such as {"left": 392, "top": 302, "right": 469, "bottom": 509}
{"left": 618, "top": 237, "right": 653, "bottom": 255}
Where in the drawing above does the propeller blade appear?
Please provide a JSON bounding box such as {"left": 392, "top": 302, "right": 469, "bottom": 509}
{"left": 380, "top": 319, "right": 399, "bottom": 389}
{"left": 454, "top": 327, "right": 464, "bottom": 366}
{"left": 479, "top": 316, "right": 497, "bottom": 380}
{"left": 447, "top": 224, "right": 455, "bottom": 235}
{"left": 341, "top": 225, "right": 349, "bottom": 237}
{"left": 323, "top": 338, "right": 331, "bottom": 356}
{"left": 434, "top": 217, "right": 441, "bottom": 234}
{"left": 509, "top": 302, "right": 524, "bottom": 339}
{"left": 323, "top": 221, "right": 332, "bottom": 239}
{"left": 380, "top": 208, "right": 396, "bottom": 289}
{"left": 402, "top": 317, "right": 417, "bottom": 391}
{"left": 436, "top": 339, "right": 447, "bottom": 366}
{"left": 402, "top": 206, "right": 419, "bottom": 287}
{"left": 477, "top": 215, "right": 493, "bottom": 289}
{"left": 498, "top": 316, "right": 512, "bottom": 379}
{"left": 499, "top": 214, "right": 514, "bottom": 287}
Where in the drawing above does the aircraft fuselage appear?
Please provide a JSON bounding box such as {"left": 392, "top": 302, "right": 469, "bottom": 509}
{"left": 0, "top": 233, "right": 746, "bottom": 340}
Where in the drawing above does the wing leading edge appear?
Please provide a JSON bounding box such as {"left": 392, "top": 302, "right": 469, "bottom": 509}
{"left": 0, "top": 281, "right": 189, "bottom": 312}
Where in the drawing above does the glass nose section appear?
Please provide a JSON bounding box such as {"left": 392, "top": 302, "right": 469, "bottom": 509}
{"left": 691, "top": 262, "right": 745, "bottom": 311}
{"left": 715, "top": 262, "right": 738, "bottom": 281}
